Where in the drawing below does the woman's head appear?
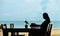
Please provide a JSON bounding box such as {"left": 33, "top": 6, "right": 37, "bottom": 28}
{"left": 43, "top": 13, "right": 50, "bottom": 20}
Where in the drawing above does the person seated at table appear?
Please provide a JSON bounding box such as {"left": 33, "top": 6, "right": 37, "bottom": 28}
{"left": 30, "top": 13, "right": 50, "bottom": 36}
{"left": 40, "top": 13, "right": 50, "bottom": 36}
{"left": 30, "top": 13, "right": 50, "bottom": 29}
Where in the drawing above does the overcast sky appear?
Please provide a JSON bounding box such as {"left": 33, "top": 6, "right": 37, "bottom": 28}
{"left": 0, "top": 0, "right": 60, "bottom": 21}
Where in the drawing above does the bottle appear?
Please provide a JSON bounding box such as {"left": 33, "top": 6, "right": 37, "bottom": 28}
{"left": 25, "top": 24, "right": 28, "bottom": 29}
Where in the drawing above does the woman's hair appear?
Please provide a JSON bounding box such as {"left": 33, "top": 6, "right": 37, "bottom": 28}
{"left": 43, "top": 13, "right": 50, "bottom": 20}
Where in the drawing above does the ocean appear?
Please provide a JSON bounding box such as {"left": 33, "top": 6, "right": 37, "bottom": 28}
{"left": 0, "top": 21, "right": 60, "bottom": 29}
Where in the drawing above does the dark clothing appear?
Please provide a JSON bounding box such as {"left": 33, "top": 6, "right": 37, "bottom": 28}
{"left": 40, "top": 19, "right": 50, "bottom": 36}
{"left": 41, "top": 19, "right": 50, "bottom": 31}
{"left": 30, "top": 23, "right": 40, "bottom": 27}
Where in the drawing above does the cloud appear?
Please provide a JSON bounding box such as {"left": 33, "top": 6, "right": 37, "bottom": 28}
{"left": 0, "top": 0, "right": 60, "bottom": 21}
{"left": 25, "top": 0, "right": 35, "bottom": 2}
{"left": 41, "top": 0, "right": 49, "bottom": 13}
{"left": 47, "top": 0, "right": 60, "bottom": 21}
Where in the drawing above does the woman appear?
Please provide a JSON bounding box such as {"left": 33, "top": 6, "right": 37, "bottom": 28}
{"left": 41, "top": 13, "right": 50, "bottom": 36}
{"left": 29, "top": 13, "right": 50, "bottom": 36}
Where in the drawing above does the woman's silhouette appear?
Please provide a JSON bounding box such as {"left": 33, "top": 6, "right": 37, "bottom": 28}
{"left": 29, "top": 13, "right": 50, "bottom": 36}
{"left": 41, "top": 13, "right": 50, "bottom": 36}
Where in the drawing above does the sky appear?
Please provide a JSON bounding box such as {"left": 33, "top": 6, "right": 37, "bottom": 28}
{"left": 0, "top": 0, "right": 60, "bottom": 21}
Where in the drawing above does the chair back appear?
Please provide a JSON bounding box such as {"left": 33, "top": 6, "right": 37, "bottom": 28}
{"left": 46, "top": 24, "right": 52, "bottom": 36}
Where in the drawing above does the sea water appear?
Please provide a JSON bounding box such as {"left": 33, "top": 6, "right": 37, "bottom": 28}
{"left": 0, "top": 21, "right": 60, "bottom": 29}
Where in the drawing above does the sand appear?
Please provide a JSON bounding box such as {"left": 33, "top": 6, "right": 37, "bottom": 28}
{"left": 0, "top": 29, "right": 60, "bottom": 36}
{"left": 0, "top": 29, "right": 3, "bottom": 36}
{"left": 51, "top": 29, "right": 60, "bottom": 36}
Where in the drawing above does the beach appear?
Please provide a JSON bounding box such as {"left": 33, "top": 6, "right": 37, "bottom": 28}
{"left": 51, "top": 29, "right": 60, "bottom": 36}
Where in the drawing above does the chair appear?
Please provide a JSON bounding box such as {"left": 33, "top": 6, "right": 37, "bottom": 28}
{"left": 45, "top": 24, "right": 52, "bottom": 36}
